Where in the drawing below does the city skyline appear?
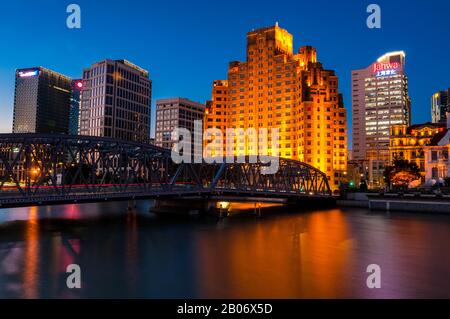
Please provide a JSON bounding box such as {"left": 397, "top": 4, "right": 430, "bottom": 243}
{"left": 0, "top": 1, "right": 449, "bottom": 303}
{"left": 0, "top": 0, "right": 449, "bottom": 148}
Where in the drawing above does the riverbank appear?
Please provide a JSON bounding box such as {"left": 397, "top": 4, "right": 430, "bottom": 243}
{"left": 337, "top": 192, "right": 450, "bottom": 214}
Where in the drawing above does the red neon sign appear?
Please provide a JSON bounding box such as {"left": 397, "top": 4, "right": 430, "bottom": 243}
{"left": 373, "top": 62, "right": 401, "bottom": 73}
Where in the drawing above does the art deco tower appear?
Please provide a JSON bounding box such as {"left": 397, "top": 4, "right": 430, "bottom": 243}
{"left": 204, "top": 25, "right": 347, "bottom": 188}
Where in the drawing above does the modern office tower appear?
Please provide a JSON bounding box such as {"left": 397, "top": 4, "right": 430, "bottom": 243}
{"left": 203, "top": 25, "right": 347, "bottom": 188}
{"left": 431, "top": 89, "right": 449, "bottom": 124}
{"left": 352, "top": 51, "right": 411, "bottom": 188}
{"left": 13, "top": 67, "right": 72, "bottom": 134}
{"left": 69, "top": 80, "right": 83, "bottom": 135}
{"left": 155, "top": 97, "right": 205, "bottom": 150}
{"left": 80, "top": 59, "right": 152, "bottom": 143}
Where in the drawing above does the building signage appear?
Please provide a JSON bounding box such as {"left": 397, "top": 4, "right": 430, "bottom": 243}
{"left": 373, "top": 62, "right": 401, "bottom": 77}
{"left": 18, "top": 70, "right": 39, "bottom": 78}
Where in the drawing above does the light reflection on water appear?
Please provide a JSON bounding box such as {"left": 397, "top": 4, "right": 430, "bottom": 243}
{"left": 0, "top": 201, "right": 449, "bottom": 299}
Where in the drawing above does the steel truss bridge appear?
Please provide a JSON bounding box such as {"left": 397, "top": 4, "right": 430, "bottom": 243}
{"left": 0, "top": 134, "right": 332, "bottom": 208}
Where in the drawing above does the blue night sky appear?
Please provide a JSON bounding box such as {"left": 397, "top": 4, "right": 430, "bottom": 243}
{"left": 0, "top": 0, "right": 449, "bottom": 147}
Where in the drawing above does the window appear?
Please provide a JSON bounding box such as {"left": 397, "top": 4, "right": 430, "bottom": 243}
{"left": 432, "top": 167, "right": 439, "bottom": 179}
{"left": 431, "top": 151, "right": 438, "bottom": 162}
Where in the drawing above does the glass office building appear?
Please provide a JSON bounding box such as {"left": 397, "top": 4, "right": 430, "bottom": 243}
{"left": 13, "top": 67, "right": 72, "bottom": 134}
{"left": 80, "top": 60, "right": 152, "bottom": 143}
{"left": 69, "top": 79, "right": 83, "bottom": 135}
{"left": 432, "top": 89, "right": 449, "bottom": 124}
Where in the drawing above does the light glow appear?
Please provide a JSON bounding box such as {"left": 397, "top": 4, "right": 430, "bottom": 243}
{"left": 18, "top": 70, "right": 39, "bottom": 78}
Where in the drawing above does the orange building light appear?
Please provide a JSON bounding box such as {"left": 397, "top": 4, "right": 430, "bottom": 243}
{"left": 203, "top": 25, "right": 348, "bottom": 189}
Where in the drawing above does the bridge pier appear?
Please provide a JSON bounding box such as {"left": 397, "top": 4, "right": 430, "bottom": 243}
{"left": 127, "top": 200, "right": 137, "bottom": 211}
{"left": 152, "top": 198, "right": 216, "bottom": 216}
{"left": 151, "top": 198, "right": 309, "bottom": 218}
{"left": 286, "top": 196, "right": 336, "bottom": 209}
{"left": 254, "top": 203, "right": 262, "bottom": 218}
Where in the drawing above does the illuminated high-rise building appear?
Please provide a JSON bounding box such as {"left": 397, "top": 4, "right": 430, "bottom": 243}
{"left": 80, "top": 59, "right": 152, "bottom": 143}
{"left": 13, "top": 67, "right": 72, "bottom": 134}
{"left": 69, "top": 79, "right": 83, "bottom": 135}
{"left": 431, "top": 89, "right": 449, "bottom": 124}
{"left": 204, "top": 25, "right": 347, "bottom": 188}
{"left": 352, "top": 51, "right": 411, "bottom": 187}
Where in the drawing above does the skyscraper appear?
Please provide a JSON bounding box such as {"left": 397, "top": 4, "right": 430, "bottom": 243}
{"left": 69, "top": 79, "right": 83, "bottom": 135}
{"left": 352, "top": 51, "right": 411, "bottom": 187}
{"left": 80, "top": 59, "right": 152, "bottom": 143}
{"left": 203, "top": 25, "right": 347, "bottom": 188}
{"left": 432, "top": 89, "right": 449, "bottom": 124}
{"left": 13, "top": 67, "right": 72, "bottom": 134}
{"left": 155, "top": 98, "right": 205, "bottom": 150}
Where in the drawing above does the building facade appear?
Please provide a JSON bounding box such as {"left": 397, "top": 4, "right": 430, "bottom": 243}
{"left": 155, "top": 98, "right": 205, "bottom": 150}
{"left": 431, "top": 89, "right": 449, "bottom": 124}
{"left": 80, "top": 59, "right": 152, "bottom": 143}
{"left": 13, "top": 67, "right": 72, "bottom": 134}
{"left": 352, "top": 51, "right": 411, "bottom": 188}
{"left": 389, "top": 122, "right": 446, "bottom": 181}
{"left": 203, "top": 25, "right": 347, "bottom": 188}
{"left": 69, "top": 79, "right": 83, "bottom": 135}
{"left": 424, "top": 114, "right": 450, "bottom": 184}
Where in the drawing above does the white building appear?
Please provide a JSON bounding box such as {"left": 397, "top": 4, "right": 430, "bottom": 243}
{"left": 424, "top": 113, "right": 450, "bottom": 184}
{"left": 352, "top": 51, "right": 411, "bottom": 188}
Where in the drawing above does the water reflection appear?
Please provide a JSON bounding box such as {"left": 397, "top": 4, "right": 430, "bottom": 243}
{"left": 0, "top": 202, "right": 449, "bottom": 299}
{"left": 23, "top": 206, "right": 39, "bottom": 299}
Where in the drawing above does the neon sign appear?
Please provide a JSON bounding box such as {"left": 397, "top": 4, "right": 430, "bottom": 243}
{"left": 18, "top": 70, "right": 39, "bottom": 78}
{"left": 373, "top": 62, "right": 401, "bottom": 77}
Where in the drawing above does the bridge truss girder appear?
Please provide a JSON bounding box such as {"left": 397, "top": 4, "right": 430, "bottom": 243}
{"left": 0, "top": 134, "right": 332, "bottom": 206}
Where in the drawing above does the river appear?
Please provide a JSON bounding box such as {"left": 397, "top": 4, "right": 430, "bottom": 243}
{"left": 0, "top": 201, "right": 449, "bottom": 299}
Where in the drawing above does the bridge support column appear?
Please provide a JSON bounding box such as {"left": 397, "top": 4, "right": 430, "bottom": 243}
{"left": 152, "top": 198, "right": 215, "bottom": 216}
{"left": 254, "top": 203, "right": 262, "bottom": 218}
{"left": 127, "top": 200, "right": 137, "bottom": 211}
{"left": 287, "top": 197, "right": 336, "bottom": 209}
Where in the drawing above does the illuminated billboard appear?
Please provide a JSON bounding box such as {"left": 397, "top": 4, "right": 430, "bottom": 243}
{"left": 372, "top": 62, "right": 401, "bottom": 77}
{"left": 18, "top": 69, "right": 40, "bottom": 78}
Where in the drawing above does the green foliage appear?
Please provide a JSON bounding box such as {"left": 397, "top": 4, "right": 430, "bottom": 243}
{"left": 445, "top": 177, "right": 450, "bottom": 187}
{"left": 383, "top": 159, "right": 422, "bottom": 189}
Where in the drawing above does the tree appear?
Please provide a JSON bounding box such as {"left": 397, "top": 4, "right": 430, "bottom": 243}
{"left": 445, "top": 177, "right": 450, "bottom": 187}
{"left": 384, "top": 159, "right": 422, "bottom": 190}
{"left": 359, "top": 180, "right": 368, "bottom": 192}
